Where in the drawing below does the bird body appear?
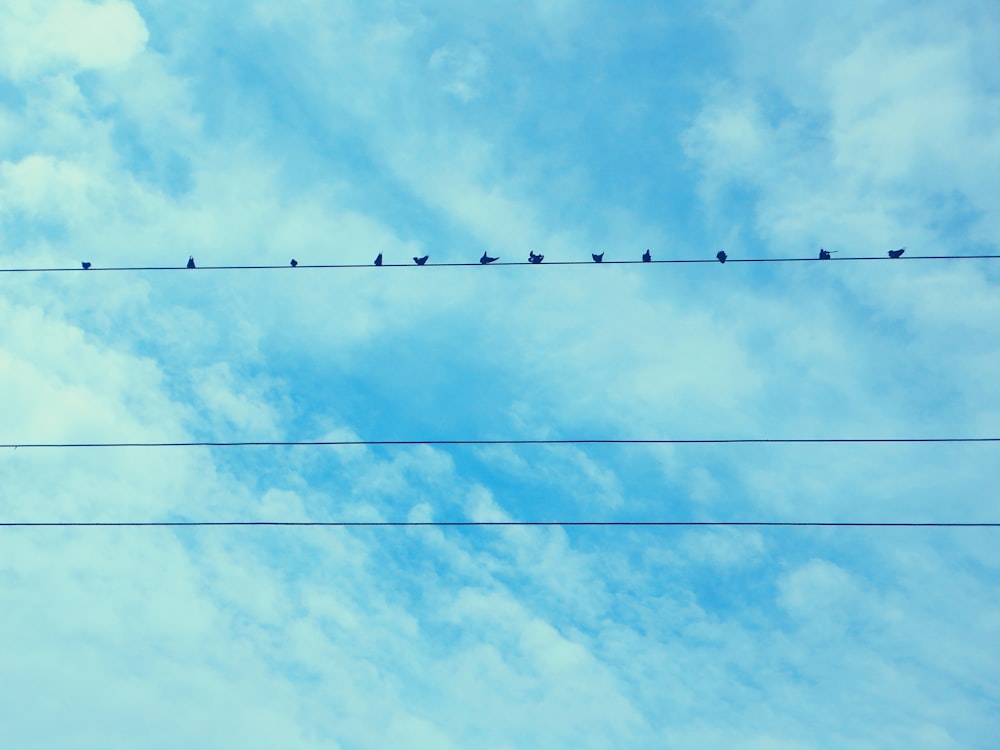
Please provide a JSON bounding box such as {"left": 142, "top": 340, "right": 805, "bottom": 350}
{"left": 888, "top": 248, "right": 906, "bottom": 258}
{"left": 414, "top": 255, "right": 429, "bottom": 265}
{"left": 642, "top": 250, "right": 651, "bottom": 262}
{"left": 592, "top": 252, "right": 604, "bottom": 263}
{"left": 716, "top": 251, "right": 727, "bottom": 264}
{"left": 290, "top": 259, "right": 298, "bottom": 267}
{"left": 528, "top": 251, "right": 544, "bottom": 264}
{"left": 374, "top": 253, "right": 383, "bottom": 266}
{"left": 819, "top": 249, "right": 833, "bottom": 260}
{"left": 81, "top": 261, "right": 91, "bottom": 270}
{"left": 480, "top": 252, "right": 499, "bottom": 264}
{"left": 187, "top": 256, "right": 196, "bottom": 269}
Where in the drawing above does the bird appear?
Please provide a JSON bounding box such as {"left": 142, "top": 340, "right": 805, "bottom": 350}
{"left": 290, "top": 259, "right": 298, "bottom": 267}
{"left": 81, "top": 261, "right": 91, "bottom": 270}
{"left": 413, "top": 255, "right": 429, "bottom": 265}
{"left": 480, "top": 252, "right": 499, "bottom": 264}
{"left": 374, "top": 253, "right": 383, "bottom": 266}
{"left": 592, "top": 252, "right": 604, "bottom": 263}
{"left": 528, "top": 251, "right": 544, "bottom": 264}
{"left": 819, "top": 249, "right": 836, "bottom": 260}
{"left": 642, "top": 249, "right": 651, "bottom": 262}
{"left": 888, "top": 247, "right": 906, "bottom": 259}
{"left": 187, "top": 256, "right": 196, "bottom": 269}
{"left": 716, "top": 250, "right": 727, "bottom": 264}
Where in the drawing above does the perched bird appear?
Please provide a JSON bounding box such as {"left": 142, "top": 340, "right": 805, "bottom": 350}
{"left": 480, "top": 252, "right": 499, "bottom": 264}
{"left": 888, "top": 247, "right": 906, "bottom": 259}
{"left": 642, "top": 249, "right": 651, "bottom": 263}
{"left": 818, "top": 249, "right": 834, "bottom": 260}
{"left": 81, "top": 261, "right": 92, "bottom": 270}
{"left": 290, "top": 259, "right": 298, "bottom": 267}
{"left": 374, "top": 252, "right": 383, "bottom": 266}
{"left": 187, "top": 256, "right": 196, "bottom": 269}
{"left": 528, "top": 251, "right": 544, "bottom": 264}
{"left": 592, "top": 252, "right": 604, "bottom": 263}
{"left": 716, "top": 250, "right": 727, "bottom": 264}
{"left": 413, "top": 255, "right": 429, "bottom": 265}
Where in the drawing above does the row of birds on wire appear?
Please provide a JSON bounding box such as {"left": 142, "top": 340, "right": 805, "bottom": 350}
{"left": 77, "top": 247, "right": 909, "bottom": 270}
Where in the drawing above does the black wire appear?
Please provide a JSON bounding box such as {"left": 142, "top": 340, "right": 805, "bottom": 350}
{"left": 2, "top": 255, "right": 999, "bottom": 273}
{"left": 1, "top": 521, "right": 997, "bottom": 528}
{"left": 2, "top": 437, "right": 998, "bottom": 449}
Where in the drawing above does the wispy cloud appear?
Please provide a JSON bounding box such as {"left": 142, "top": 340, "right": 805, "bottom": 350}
{"left": 1, "top": 1, "right": 997, "bottom": 747}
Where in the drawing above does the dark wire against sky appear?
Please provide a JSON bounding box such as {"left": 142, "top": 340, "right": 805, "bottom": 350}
{"left": 3, "top": 437, "right": 998, "bottom": 449}
{"left": 2, "top": 253, "right": 999, "bottom": 273}
{"left": 2, "top": 521, "right": 997, "bottom": 529}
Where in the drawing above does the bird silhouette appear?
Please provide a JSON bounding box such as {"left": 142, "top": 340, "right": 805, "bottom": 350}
{"left": 187, "top": 256, "right": 196, "bottom": 269}
{"left": 819, "top": 249, "right": 834, "bottom": 260}
{"left": 592, "top": 252, "right": 604, "bottom": 263}
{"left": 81, "top": 261, "right": 91, "bottom": 270}
{"left": 642, "top": 249, "right": 651, "bottom": 262}
{"left": 480, "top": 252, "right": 499, "bottom": 264}
{"left": 528, "top": 251, "right": 544, "bottom": 264}
{"left": 888, "top": 247, "right": 906, "bottom": 259}
{"left": 716, "top": 250, "right": 727, "bottom": 264}
{"left": 290, "top": 259, "right": 298, "bottom": 267}
{"left": 374, "top": 253, "right": 383, "bottom": 266}
{"left": 413, "top": 255, "right": 429, "bottom": 265}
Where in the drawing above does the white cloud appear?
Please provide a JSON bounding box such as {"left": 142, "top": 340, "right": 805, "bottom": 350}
{"left": 428, "top": 44, "right": 487, "bottom": 102}
{"left": 679, "top": 528, "right": 766, "bottom": 568}
{"left": 0, "top": 154, "right": 95, "bottom": 219}
{"left": 685, "top": 0, "right": 1000, "bottom": 250}
{"left": 778, "top": 558, "right": 864, "bottom": 619}
{"left": 0, "top": 0, "right": 148, "bottom": 80}
{"left": 191, "top": 362, "right": 283, "bottom": 436}
{"left": 1, "top": 1, "right": 998, "bottom": 747}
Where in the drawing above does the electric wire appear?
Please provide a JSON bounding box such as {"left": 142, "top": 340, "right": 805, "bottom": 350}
{"left": 1, "top": 521, "right": 996, "bottom": 528}
{"left": 4, "top": 256, "right": 997, "bottom": 530}
{"left": 2, "top": 254, "right": 1000, "bottom": 273}
{"left": 3, "top": 437, "right": 998, "bottom": 449}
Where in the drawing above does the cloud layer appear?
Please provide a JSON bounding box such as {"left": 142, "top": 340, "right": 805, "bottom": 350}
{"left": 1, "top": 1, "right": 998, "bottom": 747}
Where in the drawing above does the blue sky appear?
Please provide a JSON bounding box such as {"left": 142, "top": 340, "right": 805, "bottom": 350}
{"left": 1, "top": 0, "right": 999, "bottom": 747}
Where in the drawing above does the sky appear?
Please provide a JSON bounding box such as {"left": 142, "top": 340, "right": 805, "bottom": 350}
{"left": 1, "top": 0, "right": 999, "bottom": 747}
